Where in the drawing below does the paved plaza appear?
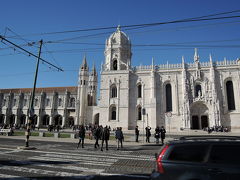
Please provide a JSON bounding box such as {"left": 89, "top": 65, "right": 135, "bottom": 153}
{"left": 0, "top": 130, "right": 238, "bottom": 179}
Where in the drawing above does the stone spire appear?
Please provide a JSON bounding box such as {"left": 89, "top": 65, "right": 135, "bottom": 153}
{"left": 151, "top": 57, "right": 155, "bottom": 71}
{"left": 91, "top": 62, "right": 97, "bottom": 76}
{"left": 194, "top": 48, "right": 199, "bottom": 62}
{"left": 117, "top": 25, "right": 121, "bottom": 32}
{"left": 209, "top": 54, "right": 213, "bottom": 67}
{"left": 81, "top": 55, "right": 88, "bottom": 70}
{"left": 182, "top": 56, "right": 186, "bottom": 69}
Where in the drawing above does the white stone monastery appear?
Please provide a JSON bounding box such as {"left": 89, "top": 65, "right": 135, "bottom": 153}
{"left": 1, "top": 27, "right": 240, "bottom": 132}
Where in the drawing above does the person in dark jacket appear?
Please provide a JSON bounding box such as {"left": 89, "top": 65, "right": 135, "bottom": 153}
{"left": 145, "top": 126, "right": 151, "bottom": 143}
{"left": 93, "top": 125, "right": 102, "bottom": 148}
{"left": 77, "top": 125, "right": 85, "bottom": 148}
{"left": 135, "top": 126, "right": 139, "bottom": 142}
{"left": 115, "top": 127, "right": 124, "bottom": 150}
{"left": 155, "top": 126, "right": 161, "bottom": 144}
{"left": 160, "top": 126, "right": 166, "bottom": 144}
{"left": 101, "top": 126, "right": 110, "bottom": 151}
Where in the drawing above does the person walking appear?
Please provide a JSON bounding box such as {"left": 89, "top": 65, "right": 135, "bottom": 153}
{"left": 160, "top": 126, "right": 166, "bottom": 145}
{"left": 115, "top": 127, "right": 124, "bottom": 150}
{"left": 135, "top": 126, "right": 139, "bottom": 142}
{"left": 93, "top": 125, "right": 102, "bottom": 148}
{"left": 101, "top": 125, "right": 110, "bottom": 151}
{"left": 77, "top": 125, "right": 85, "bottom": 148}
{"left": 145, "top": 126, "right": 151, "bottom": 143}
{"left": 155, "top": 126, "right": 161, "bottom": 144}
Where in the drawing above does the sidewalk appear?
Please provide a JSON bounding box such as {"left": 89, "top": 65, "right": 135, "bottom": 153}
{"left": 0, "top": 133, "right": 172, "bottom": 147}
{"left": 1, "top": 129, "right": 238, "bottom": 147}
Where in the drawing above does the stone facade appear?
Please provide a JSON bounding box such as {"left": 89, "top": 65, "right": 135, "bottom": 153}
{"left": 1, "top": 27, "right": 240, "bottom": 132}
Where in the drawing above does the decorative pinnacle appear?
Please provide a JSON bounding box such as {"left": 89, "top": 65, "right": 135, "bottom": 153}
{"left": 117, "top": 25, "right": 121, "bottom": 32}
{"left": 209, "top": 54, "right": 213, "bottom": 62}
{"left": 194, "top": 48, "right": 199, "bottom": 62}
{"left": 92, "top": 62, "right": 97, "bottom": 76}
{"left": 182, "top": 56, "right": 185, "bottom": 64}
{"left": 81, "top": 55, "right": 88, "bottom": 70}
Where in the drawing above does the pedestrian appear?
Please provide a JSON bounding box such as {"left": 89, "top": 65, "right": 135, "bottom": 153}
{"left": 101, "top": 125, "right": 110, "bottom": 151}
{"left": 160, "top": 126, "right": 166, "bottom": 144}
{"left": 155, "top": 126, "right": 161, "bottom": 144}
{"left": 145, "top": 126, "right": 151, "bottom": 143}
{"left": 135, "top": 126, "right": 139, "bottom": 142}
{"left": 115, "top": 127, "right": 124, "bottom": 150}
{"left": 93, "top": 125, "right": 102, "bottom": 148}
{"left": 77, "top": 125, "right": 85, "bottom": 148}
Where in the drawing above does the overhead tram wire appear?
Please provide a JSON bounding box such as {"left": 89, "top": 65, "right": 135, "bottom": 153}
{"left": 0, "top": 35, "right": 63, "bottom": 72}
{"left": 5, "top": 9, "right": 240, "bottom": 38}
{"left": 44, "top": 20, "right": 240, "bottom": 45}
{"left": 42, "top": 43, "right": 62, "bottom": 69}
{"left": 6, "top": 28, "right": 37, "bottom": 47}
{"left": 0, "top": 40, "right": 31, "bottom": 57}
{"left": 41, "top": 18, "right": 240, "bottom": 45}
{"left": 125, "top": 20, "right": 240, "bottom": 35}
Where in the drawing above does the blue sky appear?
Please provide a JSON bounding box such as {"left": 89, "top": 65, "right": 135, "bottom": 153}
{"left": 0, "top": 0, "right": 240, "bottom": 89}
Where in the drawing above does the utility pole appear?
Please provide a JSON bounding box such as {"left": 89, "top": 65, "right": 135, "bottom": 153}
{"left": 25, "top": 40, "right": 43, "bottom": 147}
{"left": 0, "top": 35, "right": 63, "bottom": 149}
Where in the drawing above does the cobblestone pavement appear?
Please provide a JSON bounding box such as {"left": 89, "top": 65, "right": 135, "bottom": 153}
{"left": 0, "top": 137, "right": 160, "bottom": 179}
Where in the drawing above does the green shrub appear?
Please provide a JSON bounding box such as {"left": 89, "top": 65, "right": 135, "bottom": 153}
{"left": 59, "top": 133, "right": 70, "bottom": 138}
{"left": 13, "top": 131, "right": 25, "bottom": 136}
{"left": 30, "top": 132, "right": 39, "bottom": 136}
{"left": 44, "top": 132, "right": 54, "bottom": 137}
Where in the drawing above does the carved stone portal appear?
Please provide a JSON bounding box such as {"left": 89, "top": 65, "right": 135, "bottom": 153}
{"left": 190, "top": 102, "right": 209, "bottom": 129}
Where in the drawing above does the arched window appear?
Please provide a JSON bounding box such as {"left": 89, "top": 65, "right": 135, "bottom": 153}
{"left": 46, "top": 98, "right": 50, "bottom": 106}
{"left": 111, "top": 85, "right": 117, "bottom": 98}
{"left": 113, "top": 59, "right": 118, "bottom": 70}
{"left": 110, "top": 106, "right": 116, "bottom": 120}
{"left": 195, "top": 84, "right": 202, "bottom": 97}
{"left": 32, "top": 115, "right": 38, "bottom": 125}
{"left": 138, "top": 84, "right": 142, "bottom": 98}
{"left": 58, "top": 98, "right": 62, "bottom": 106}
{"left": 34, "top": 99, "right": 38, "bottom": 106}
{"left": 166, "top": 83, "right": 172, "bottom": 112}
{"left": 137, "top": 106, "right": 142, "bottom": 120}
{"left": 3, "top": 99, "right": 6, "bottom": 106}
{"left": 70, "top": 98, "right": 75, "bottom": 107}
{"left": 226, "top": 80, "right": 235, "bottom": 110}
{"left": 23, "top": 99, "right": 27, "bottom": 106}
{"left": 68, "top": 116, "right": 75, "bottom": 127}
{"left": 88, "top": 94, "right": 93, "bottom": 106}
{"left": 54, "top": 115, "right": 62, "bottom": 126}
{"left": 42, "top": 115, "right": 50, "bottom": 126}
{"left": 13, "top": 99, "right": 17, "bottom": 106}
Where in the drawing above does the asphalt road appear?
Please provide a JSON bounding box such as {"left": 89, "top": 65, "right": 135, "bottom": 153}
{"left": 0, "top": 137, "right": 161, "bottom": 180}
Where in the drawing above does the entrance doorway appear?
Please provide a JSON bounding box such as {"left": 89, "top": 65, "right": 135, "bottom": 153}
{"left": 190, "top": 102, "right": 209, "bottom": 130}
{"left": 192, "top": 116, "right": 199, "bottom": 129}
{"left": 201, "top": 116, "right": 208, "bottom": 129}
{"left": 54, "top": 115, "right": 62, "bottom": 126}
{"left": 68, "top": 116, "right": 74, "bottom": 127}
{"left": 94, "top": 113, "right": 99, "bottom": 125}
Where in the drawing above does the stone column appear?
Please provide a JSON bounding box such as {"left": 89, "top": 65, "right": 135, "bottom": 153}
{"left": 62, "top": 116, "right": 66, "bottom": 128}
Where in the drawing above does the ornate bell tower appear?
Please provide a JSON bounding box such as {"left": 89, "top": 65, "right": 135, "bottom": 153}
{"left": 104, "top": 26, "right": 132, "bottom": 71}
